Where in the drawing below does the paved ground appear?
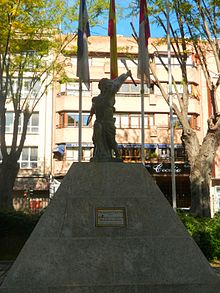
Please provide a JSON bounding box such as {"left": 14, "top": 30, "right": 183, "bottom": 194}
{"left": 211, "top": 261, "right": 220, "bottom": 279}
{"left": 213, "top": 267, "right": 220, "bottom": 278}
{"left": 1, "top": 261, "right": 220, "bottom": 286}
{"left": 0, "top": 261, "right": 13, "bottom": 285}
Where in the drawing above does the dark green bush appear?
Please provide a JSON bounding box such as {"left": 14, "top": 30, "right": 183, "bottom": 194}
{"left": 0, "top": 211, "right": 41, "bottom": 260}
{"left": 178, "top": 211, "right": 220, "bottom": 261}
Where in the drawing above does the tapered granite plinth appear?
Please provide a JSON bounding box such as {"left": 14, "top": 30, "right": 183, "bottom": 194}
{"left": 1, "top": 163, "right": 220, "bottom": 292}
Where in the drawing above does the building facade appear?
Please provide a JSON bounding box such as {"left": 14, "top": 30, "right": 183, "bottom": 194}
{"left": 52, "top": 36, "right": 218, "bottom": 213}
{"left": 2, "top": 74, "right": 53, "bottom": 212}
{"left": 4, "top": 36, "right": 220, "bottom": 215}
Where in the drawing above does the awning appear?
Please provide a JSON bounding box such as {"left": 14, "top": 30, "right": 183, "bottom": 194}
{"left": 66, "top": 143, "right": 93, "bottom": 147}
{"left": 174, "top": 144, "right": 184, "bottom": 149}
{"left": 145, "top": 144, "right": 157, "bottom": 148}
{"left": 118, "top": 143, "right": 142, "bottom": 149}
{"left": 118, "top": 143, "right": 157, "bottom": 149}
{"left": 53, "top": 144, "right": 65, "bottom": 155}
{"left": 158, "top": 144, "right": 184, "bottom": 149}
{"left": 158, "top": 144, "right": 168, "bottom": 149}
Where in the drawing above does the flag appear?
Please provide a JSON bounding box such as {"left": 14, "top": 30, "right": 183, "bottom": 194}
{"left": 138, "top": 0, "right": 151, "bottom": 86}
{"left": 77, "top": 0, "right": 90, "bottom": 90}
{"left": 108, "top": 0, "right": 118, "bottom": 79}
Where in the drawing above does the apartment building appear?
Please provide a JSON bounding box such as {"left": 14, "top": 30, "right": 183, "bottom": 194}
{"left": 4, "top": 35, "right": 219, "bottom": 215}
{"left": 52, "top": 35, "right": 219, "bottom": 212}
{"left": 2, "top": 74, "right": 53, "bottom": 210}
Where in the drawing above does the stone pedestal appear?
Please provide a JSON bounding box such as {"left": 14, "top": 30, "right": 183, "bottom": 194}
{"left": 1, "top": 163, "right": 220, "bottom": 292}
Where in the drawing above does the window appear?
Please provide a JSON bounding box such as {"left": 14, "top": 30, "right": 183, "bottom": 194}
{"left": 172, "top": 115, "right": 182, "bottom": 129}
{"left": 216, "top": 187, "right": 220, "bottom": 211}
{"left": 121, "top": 114, "right": 129, "bottom": 128}
{"left": 27, "top": 113, "right": 39, "bottom": 133}
{"left": 144, "top": 114, "right": 154, "bottom": 128}
{"left": 5, "top": 112, "right": 39, "bottom": 134}
{"left": 158, "top": 147, "right": 170, "bottom": 159}
{"left": 119, "top": 84, "right": 129, "bottom": 92}
{"left": 189, "top": 114, "right": 199, "bottom": 129}
{"left": 172, "top": 84, "right": 183, "bottom": 94}
{"left": 119, "top": 146, "right": 141, "bottom": 162}
{"left": 118, "top": 83, "right": 154, "bottom": 94}
{"left": 66, "top": 147, "right": 76, "bottom": 160}
{"left": 170, "top": 114, "right": 199, "bottom": 130}
{"left": 23, "top": 80, "right": 31, "bottom": 94}
{"left": 83, "top": 115, "right": 90, "bottom": 126}
{"left": 3, "top": 77, "right": 41, "bottom": 98}
{"left": 9, "top": 79, "right": 18, "bottom": 94}
{"left": 82, "top": 148, "right": 91, "bottom": 161}
{"left": 5, "top": 112, "right": 14, "bottom": 133}
{"left": 155, "top": 55, "right": 192, "bottom": 66}
{"left": 32, "top": 80, "right": 41, "bottom": 96}
{"left": 19, "top": 147, "right": 38, "bottom": 168}
{"left": 145, "top": 148, "right": 157, "bottom": 160}
{"left": 66, "top": 146, "right": 91, "bottom": 162}
{"left": 58, "top": 112, "right": 90, "bottom": 128}
{"left": 131, "top": 83, "right": 138, "bottom": 92}
{"left": 67, "top": 113, "right": 78, "bottom": 126}
{"left": 66, "top": 82, "right": 89, "bottom": 95}
{"left": 114, "top": 114, "right": 120, "bottom": 128}
{"left": 130, "top": 114, "right": 139, "bottom": 128}
{"left": 66, "top": 82, "right": 79, "bottom": 95}
{"left": 114, "top": 113, "right": 154, "bottom": 129}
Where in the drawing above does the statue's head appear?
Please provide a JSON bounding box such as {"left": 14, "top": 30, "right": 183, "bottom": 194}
{"left": 98, "top": 78, "right": 112, "bottom": 91}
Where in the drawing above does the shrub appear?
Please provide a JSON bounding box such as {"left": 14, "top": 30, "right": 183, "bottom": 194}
{"left": 0, "top": 210, "right": 41, "bottom": 260}
{"left": 178, "top": 211, "right": 220, "bottom": 261}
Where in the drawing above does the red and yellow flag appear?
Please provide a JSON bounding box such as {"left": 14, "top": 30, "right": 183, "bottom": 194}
{"left": 140, "top": 0, "right": 150, "bottom": 46}
{"left": 108, "top": 0, "right": 118, "bottom": 79}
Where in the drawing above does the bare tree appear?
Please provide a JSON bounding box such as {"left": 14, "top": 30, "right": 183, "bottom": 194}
{"left": 146, "top": 0, "right": 220, "bottom": 217}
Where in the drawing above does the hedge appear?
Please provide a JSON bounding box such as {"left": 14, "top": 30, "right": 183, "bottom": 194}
{"left": 0, "top": 211, "right": 41, "bottom": 260}
{"left": 178, "top": 211, "right": 220, "bottom": 261}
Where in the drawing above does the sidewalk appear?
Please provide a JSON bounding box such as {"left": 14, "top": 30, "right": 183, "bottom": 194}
{"left": 0, "top": 261, "right": 13, "bottom": 285}
{"left": 210, "top": 261, "right": 220, "bottom": 278}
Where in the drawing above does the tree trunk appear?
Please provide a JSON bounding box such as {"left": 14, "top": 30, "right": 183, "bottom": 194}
{"left": 190, "top": 166, "right": 211, "bottom": 217}
{"left": 182, "top": 128, "right": 218, "bottom": 217}
{"left": 0, "top": 159, "right": 19, "bottom": 210}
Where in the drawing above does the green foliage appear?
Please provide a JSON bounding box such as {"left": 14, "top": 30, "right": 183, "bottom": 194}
{"left": 150, "top": 152, "right": 158, "bottom": 159}
{"left": 0, "top": 0, "right": 111, "bottom": 210}
{"left": 178, "top": 211, "right": 220, "bottom": 260}
{"left": 61, "top": 46, "right": 78, "bottom": 56}
{"left": 0, "top": 210, "right": 40, "bottom": 235}
{"left": 0, "top": 210, "right": 41, "bottom": 260}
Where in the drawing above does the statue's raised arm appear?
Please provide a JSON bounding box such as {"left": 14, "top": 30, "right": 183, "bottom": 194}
{"left": 89, "top": 71, "right": 131, "bottom": 162}
{"left": 111, "top": 71, "right": 132, "bottom": 94}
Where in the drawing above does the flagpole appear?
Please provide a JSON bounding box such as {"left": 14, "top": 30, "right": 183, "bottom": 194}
{"left": 138, "top": 0, "right": 150, "bottom": 165}
{"left": 77, "top": 0, "right": 90, "bottom": 163}
{"left": 167, "top": 0, "right": 176, "bottom": 211}
{"left": 108, "top": 0, "right": 118, "bottom": 79}
{"left": 141, "top": 73, "right": 145, "bottom": 164}
{"left": 78, "top": 78, "right": 82, "bottom": 162}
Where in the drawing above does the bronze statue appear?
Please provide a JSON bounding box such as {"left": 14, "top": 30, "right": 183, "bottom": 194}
{"left": 87, "top": 71, "right": 131, "bottom": 161}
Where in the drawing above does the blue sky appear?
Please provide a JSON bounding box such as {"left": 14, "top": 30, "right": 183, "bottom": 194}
{"left": 91, "top": 15, "right": 165, "bottom": 38}
{"left": 68, "top": 0, "right": 167, "bottom": 38}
